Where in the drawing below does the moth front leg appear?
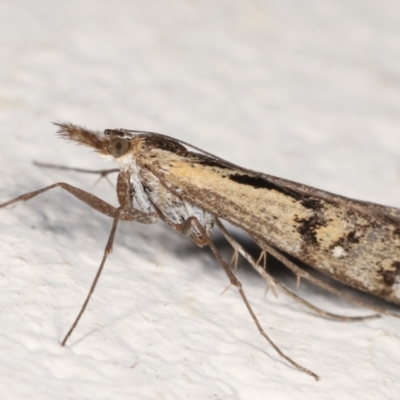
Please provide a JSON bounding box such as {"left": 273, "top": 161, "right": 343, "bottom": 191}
{"left": 0, "top": 181, "right": 156, "bottom": 224}
{"left": 0, "top": 177, "right": 158, "bottom": 346}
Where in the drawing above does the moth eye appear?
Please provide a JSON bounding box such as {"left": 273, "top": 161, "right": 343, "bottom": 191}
{"left": 109, "top": 138, "right": 129, "bottom": 157}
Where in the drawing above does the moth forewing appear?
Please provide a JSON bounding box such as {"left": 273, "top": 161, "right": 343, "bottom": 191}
{"left": 130, "top": 138, "right": 400, "bottom": 305}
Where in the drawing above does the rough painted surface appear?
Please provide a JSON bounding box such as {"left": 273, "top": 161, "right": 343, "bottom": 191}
{"left": 1, "top": 1, "right": 400, "bottom": 398}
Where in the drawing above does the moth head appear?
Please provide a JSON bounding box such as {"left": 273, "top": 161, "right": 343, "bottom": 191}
{"left": 104, "top": 129, "right": 131, "bottom": 158}
{"left": 55, "top": 122, "right": 133, "bottom": 160}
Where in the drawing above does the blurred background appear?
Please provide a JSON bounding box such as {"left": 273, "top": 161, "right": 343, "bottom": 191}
{"left": 1, "top": 1, "right": 400, "bottom": 399}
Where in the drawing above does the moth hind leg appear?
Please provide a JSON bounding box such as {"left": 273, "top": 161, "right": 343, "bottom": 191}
{"left": 215, "top": 219, "right": 379, "bottom": 322}
{"left": 249, "top": 232, "right": 400, "bottom": 319}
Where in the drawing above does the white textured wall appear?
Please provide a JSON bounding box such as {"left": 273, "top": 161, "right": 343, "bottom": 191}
{"left": 1, "top": 1, "right": 400, "bottom": 399}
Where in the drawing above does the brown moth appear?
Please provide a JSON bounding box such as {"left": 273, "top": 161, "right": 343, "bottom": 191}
{"left": 1, "top": 123, "right": 399, "bottom": 381}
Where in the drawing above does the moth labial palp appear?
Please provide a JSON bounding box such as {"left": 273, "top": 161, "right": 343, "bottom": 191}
{"left": 1, "top": 122, "right": 400, "bottom": 381}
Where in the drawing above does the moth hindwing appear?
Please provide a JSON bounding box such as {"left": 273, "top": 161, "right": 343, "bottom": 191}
{"left": 1, "top": 122, "right": 399, "bottom": 381}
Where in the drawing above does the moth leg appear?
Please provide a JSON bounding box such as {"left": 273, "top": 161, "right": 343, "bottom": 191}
{"left": 1, "top": 183, "right": 158, "bottom": 345}
{"left": 216, "top": 219, "right": 378, "bottom": 322}
{"left": 33, "top": 161, "right": 119, "bottom": 188}
{"left": 216, "top": 221, "right": 278, "bottom": 298}
{"left": 178, "top": 216, "right": 319, "bottom": 381}
{"left": 33, "top": 161, "right": 119, "bottom": 177}
{"left": 251, "top": 236, "right": 400, "bottom": 319}
{"left": 229, "top": 247, "right": 239, "bottom": 271}
{"left": 62, "top": 199, "right": 157, "bottom": 345}
{"left": 61, "top": 208, "right": 122, "bottom": 346}
{"left": 61, "top": 199, "right": 157, "bottom": 345}
{"left": 0, "top": 182, "right": 155, "bottom": 224}
{"left": 255, "top": 250, "right": 277, "bottom": 298}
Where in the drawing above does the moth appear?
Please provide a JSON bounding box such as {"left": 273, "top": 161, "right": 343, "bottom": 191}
{"left": 1, "top": 123, "right": 399, "bottom": 381}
